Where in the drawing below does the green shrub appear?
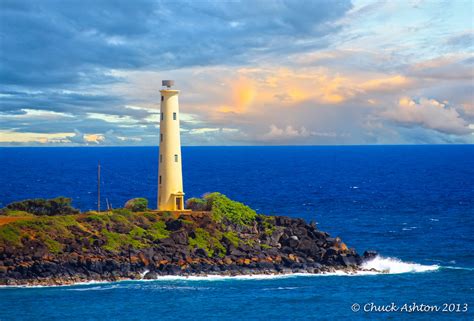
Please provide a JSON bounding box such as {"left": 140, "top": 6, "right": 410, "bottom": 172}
{"left": 260, "top": 215, "right": 276, "bottom": 235}
{"left": 189, "top": 228, "right": 225, "bottom": 258}
{"left": 203, "top": 193, "right": 257, "bottom": 226}
{"left": 111, "top": 208, "right": 132, "bottom": 216}
{"left": 101, "top": 229, "right": 147, "bottom": 252}
{"left": 0, "top": 209, "right": 34, "bottom": 217}
{"left": 222, "top": 231, "right": 240, "bottom": 247}
{"left": 185, "top": 197, "right": 208, "bottom": 211}
{"left": 3, "top": 197, "right": 80, "bottom": 216}
{"left": 44, "top": 238, "right": 63, "bottom": 254}
{"left": 0, "top": 224, "right": 22, "bottom": 246}
{"left": 130, "top": 226, "right": 146, "bottom": 238}
{"left": 161, "top": 211, "right": 173, "bottom": 220}
{"left": 84, "top": 214, "right": 108, "bottom": 223}
{"left": 124, "top": 198, "right": 148, "bottom": 212}
{"left": 147, "top": 221, "right": 170, "bottom": 240}
{"left": 142, "top": 212, "right": 158, "bottom": 222}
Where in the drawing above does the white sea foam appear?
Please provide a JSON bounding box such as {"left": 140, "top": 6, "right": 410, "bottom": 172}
{"left": 360, "top": 256, "right": 439, "bottom": 274}
{"left": 139, "top": 269, "right": 150, "bottom": 279}
{"left": 443, "top": 266, "right": 474, "bottom": 271}
{"left": 0, "top": 256, "right": 446, "bottom": 288}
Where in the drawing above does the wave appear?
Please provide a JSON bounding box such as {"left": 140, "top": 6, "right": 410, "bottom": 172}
{"left": 360, "top": 256, "right": 439, "bottom": 274}
{"left": 442, "top": 266, "right": 474, "bottom": 271}
{"left": 0, "top": 256, "right": 452, "bottom": 288}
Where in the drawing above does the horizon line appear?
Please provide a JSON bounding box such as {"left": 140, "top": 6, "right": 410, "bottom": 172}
{"left": 0, "top": 143, "right": 473, "bottom": 148}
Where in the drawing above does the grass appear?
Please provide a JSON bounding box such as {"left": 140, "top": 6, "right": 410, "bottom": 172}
{"left": 0, "top": 209, "right": 173, "bottom": 254}
{"left": 147, "top": 221, "right": 170, "bottom": 240}
{"left": 0, "top": 194, "right": 269, "bottom": 257}
{"left": 189, "top": 228, "right": 226, "bottom": 258}
{"left": 101, "top": 229, "right": 147, "bottom": 252}
{"left": 222, "top": 231, "right": 240, "bottom": 247}
{"left": 260, "top": 215, "right": 276, "bottom": 236}
{"left": 0, "top": 224, "right": 22, "bottom": 246}
{"left": 44, "top": 238, "right": 63, "bottom": 254}
{"left": 0, "top": 209, "right": 34, "bottom": 217}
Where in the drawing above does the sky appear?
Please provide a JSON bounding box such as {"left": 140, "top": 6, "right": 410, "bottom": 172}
{"left": 0, "top": 0, "right": 473, "bottom": 146}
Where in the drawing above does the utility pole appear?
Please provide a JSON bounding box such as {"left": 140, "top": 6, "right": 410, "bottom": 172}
{"left": 97, "top": 161, "right": 101, "bottom": 213}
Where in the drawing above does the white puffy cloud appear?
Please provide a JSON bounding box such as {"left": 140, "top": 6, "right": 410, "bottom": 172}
{"left": 381, "top": 97, "right": 472, "bottom": 135}
{"left": 263, "top": 125, "right": 312, "bottom": 140}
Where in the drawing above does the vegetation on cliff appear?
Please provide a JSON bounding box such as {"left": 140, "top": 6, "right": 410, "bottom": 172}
{"left": 124, "top": 198, "right": 149, "bottom": 212}
{"left": 0, "top": 194, "right": 363, "bottom": 285}
{"left": 186, "top": 192, "right": 257, "bottom": 226}
{"left": 1, "top": 197, "right": 79, "bottom": 216}
{"left": 0, "top": 194, "right": 260, "bottom": 256}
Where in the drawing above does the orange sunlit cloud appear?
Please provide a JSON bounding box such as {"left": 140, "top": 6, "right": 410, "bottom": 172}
{"left": 212, "top": 67, "right": 412, "bottom": 115}
{"left": 219, "top": 77, "right": 256, "bottom": 113}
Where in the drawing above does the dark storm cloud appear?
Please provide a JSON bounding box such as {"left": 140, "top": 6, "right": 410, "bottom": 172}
{"left": 0, "top": 90, "right": 123, "bottom": 113}
{"left": 0, "top": 0, "right": 153, "bottom": 87}
{"left": 1, "top": 0, "right": 351, "bottom": 87}
{"left": 0, "top": 0, "right": 353, "bottom": 145}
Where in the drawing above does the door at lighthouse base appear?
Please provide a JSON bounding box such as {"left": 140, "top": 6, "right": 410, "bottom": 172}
{"left": 176, "top": 197, "right": 182, "bottom": 210}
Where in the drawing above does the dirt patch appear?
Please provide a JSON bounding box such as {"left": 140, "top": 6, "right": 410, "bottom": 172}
{"left": 0, "top": 216, "right": 32, "bottom": 226}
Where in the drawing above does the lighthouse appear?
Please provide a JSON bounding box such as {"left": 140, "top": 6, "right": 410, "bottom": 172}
{"left": 157, "top": 80, "right": 185, "bottom": 211}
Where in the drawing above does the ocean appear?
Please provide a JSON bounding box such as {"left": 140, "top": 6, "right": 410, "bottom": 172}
{"left": 0, "top": 145, "right": 473, "bottom": 320}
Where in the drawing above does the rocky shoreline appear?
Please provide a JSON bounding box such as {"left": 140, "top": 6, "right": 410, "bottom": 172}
{"left": 0, "top": 195, "right": 377, "bottom": 286}
{"left": 2, "top": 266, "right": 377, "bottom": 287}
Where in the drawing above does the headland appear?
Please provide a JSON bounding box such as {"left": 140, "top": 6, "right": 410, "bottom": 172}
{"left": 0, "top": 193, "right": 377, "bottom": 286}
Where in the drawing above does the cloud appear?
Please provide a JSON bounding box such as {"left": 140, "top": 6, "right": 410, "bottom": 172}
{"left": 381, "top": 97, "right": 472, "bottom": 135}
{"left": 359, "top": 75, "right": 411, "bottom": 92}
{"left": 260, "top": 124, "right": 345, "bottom": 144}
{"left": 263, "top": 124, "right": 312, "bottom": 139}
{"left": 408, "top": 55, "right": 474, "bottom": 80}
{"left": 83, "top": 133, "right": 105, "bottom": 144}
{"left": 0, "top": 130, "right": 73, "bottom": 144}
{"left": 0, "top": 0, "right": 473, "bottom": 146}
{"left": 445, "top": 30, "right": 474, "bottom": 51}
{"left": 0, "top": 0, "right": 351, "bottom": 88}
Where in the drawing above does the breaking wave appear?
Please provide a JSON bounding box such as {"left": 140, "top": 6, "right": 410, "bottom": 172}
{"left": 360, "top": 256, "right": 439, "bottom": 274}
{"left": 0, "top": 256, "right": 448, "bottom": 288}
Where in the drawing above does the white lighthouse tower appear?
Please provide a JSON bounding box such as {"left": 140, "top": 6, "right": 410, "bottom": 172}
{"left": 157, "top": 80, "right": 185, "bottom": 211}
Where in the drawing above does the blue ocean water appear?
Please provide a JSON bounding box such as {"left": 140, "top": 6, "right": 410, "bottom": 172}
{"left": 0, "top": 145, "right": 473, "bottom": 320}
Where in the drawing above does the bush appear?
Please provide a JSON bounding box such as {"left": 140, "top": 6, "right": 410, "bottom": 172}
{"left": 204, "top": 192, "right": 257, "bottom": 226}
{"left": 3, "top": 197, "right": 80, "bottom": 216}
{"left": 124, "top": 198, "right": 148, "bottom": 212}
{"left": 185, "top": 197, "right": 208, "bottom": 211}
{"left": 189, "top": 228, "right": 225, "bottom": 258}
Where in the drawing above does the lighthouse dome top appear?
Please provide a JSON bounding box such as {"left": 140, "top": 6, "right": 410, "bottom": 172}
{"left": 162, "top": 80, "right": 175, "bottom": 88}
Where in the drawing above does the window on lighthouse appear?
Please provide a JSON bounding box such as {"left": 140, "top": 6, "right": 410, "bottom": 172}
{"left": 160, "top": 134, "right": 163, "bottom": 142}
{"left": 173, "top": 112, "right": 177, "bottom": 120}
{"left": 174, "top": 154, "right": 178, "bottom": 162}
{"left": 160, "top": 154, "right": 162, "bottom": 163}
{"left": 161, "top": 95, "right": 164, "bottom": 102}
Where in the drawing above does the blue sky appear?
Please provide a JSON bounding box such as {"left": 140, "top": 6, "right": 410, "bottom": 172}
{"left": 0, "top": 0, "right": 473, "bottom": 146}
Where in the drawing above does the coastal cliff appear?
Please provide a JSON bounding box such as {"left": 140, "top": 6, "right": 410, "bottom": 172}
{"left": 0, "top": 194, "right": 373, "bottom": 286}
